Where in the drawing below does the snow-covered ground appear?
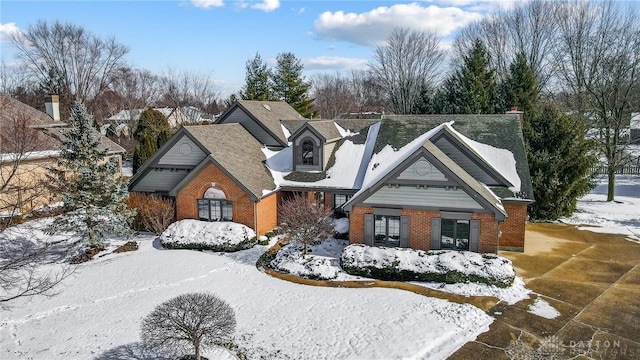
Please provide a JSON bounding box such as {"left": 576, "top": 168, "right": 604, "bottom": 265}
{"left": 561, "top": 175, "right": 640, "bottom": 240}
{"left": 1, "top": 222, "right": 493, "bottom": 360}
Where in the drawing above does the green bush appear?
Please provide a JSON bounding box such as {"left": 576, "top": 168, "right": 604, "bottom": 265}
{"left": 161, "top": 236, "right": 258, "bottom": 252}
{"left": 340, "top": 258, "right": 513, "bottom": 288}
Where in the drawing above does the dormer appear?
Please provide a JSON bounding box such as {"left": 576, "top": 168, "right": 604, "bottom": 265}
{"left": 289, "top": 121, "right": 342, "bottom": 172}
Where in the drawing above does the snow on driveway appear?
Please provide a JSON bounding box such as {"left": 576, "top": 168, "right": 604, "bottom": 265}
{"left": 1, "top": 236, "right": 493, "bottom": 360}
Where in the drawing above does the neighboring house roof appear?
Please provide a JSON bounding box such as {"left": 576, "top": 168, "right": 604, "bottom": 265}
{"left": 0, "top": 94, "right": 124, "bottom": 156}
{"left": 378, "top": 115, "right": 533, "bottom": 200}
{"left": 106, "top": 107, "right": 212, "bottom": 126}
{"left": 172, "top": 124, "right": 276, "bottom": 200}
{"left": 218, "top": 100, "right": 302, "bottom": 146}
{"left": 42, "top": 127, "right": 125, "bottom": 155}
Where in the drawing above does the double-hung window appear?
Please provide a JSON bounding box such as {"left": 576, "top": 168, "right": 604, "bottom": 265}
{"left": 374, "top": 215, "right": 400, "bottom": 246}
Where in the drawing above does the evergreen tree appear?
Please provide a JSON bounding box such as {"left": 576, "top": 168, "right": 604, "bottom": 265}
{"left": 240, "top": 52, "right": 274, "bottom": 101}
{"left": 440, "top": 39, "right": 499, "bottom": 114}
{"left": 525, "top": 103, "right": 597, "bottom": 220}
{"left": 132, "top": 108, "right": 171, "bottom": 173}
{"left": 47, "top": 101, "right": 135, "bottom": 247}
{"left": 502, "top": 52, "right": 539, "bottom": 116}
{"left": 272, "top": 52, "right": 317, "bottom": 118}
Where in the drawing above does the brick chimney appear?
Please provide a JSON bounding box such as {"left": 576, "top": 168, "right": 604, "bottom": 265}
{"left": 506, "top": 106, "right": 523, "bottom": 120}
{"left": 44, "top": 95, "right": 60, "bottom": 121}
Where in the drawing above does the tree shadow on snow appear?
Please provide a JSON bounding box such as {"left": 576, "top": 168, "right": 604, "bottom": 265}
{"left": 94, "top": 342, "right": 173, "bottom": 360}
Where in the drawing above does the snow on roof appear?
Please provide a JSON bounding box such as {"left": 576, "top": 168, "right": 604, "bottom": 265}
{"left": 0, "top": 150, "right": 60, "bottom": 162}
{"left": 334, "top": 122, "right": 357, "bottom": 138}
{"left": 262, "top": 139, "right": 367, "bottom": 189}
{"left": 360, "top": 122, "right": 451, "bottom": 191}
{"left": 445, "top": 124, "right": 521, "bottom": 192}
{"left": 281, "top": 123, "right": 292, "bottom": 140}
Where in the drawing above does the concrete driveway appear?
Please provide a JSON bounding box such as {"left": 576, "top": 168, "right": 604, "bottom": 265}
{"left": 449, "top": 223, "right": 640, "bottom": 360}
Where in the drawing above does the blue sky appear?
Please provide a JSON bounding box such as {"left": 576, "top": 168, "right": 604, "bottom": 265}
{"left": 0, "top": 0, "right": 512, "bottom": 97}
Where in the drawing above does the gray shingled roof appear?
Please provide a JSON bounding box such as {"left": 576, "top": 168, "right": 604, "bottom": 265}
{"left": 184, "top": 123, "right": 275, "bottom": 199}
{"left": 378, "top": 115, "right": 533, "bottom": 200}
{"left": 0, "top": 94, "right": 124, "bottom": 155}
{"left": 237, "top": 100, "right": 302, "bottom": 145}
{"left": 335, "top": 119, "right": 381, "bottom": 133}
{"left": 282, "top": 120, "right": 342, "bottom": 142}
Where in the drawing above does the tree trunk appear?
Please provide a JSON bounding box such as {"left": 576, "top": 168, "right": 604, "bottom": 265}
{"left": 194, "top": 340, "right": 201, "bottom": 360}
{"left": 607, "top": 168, "right": 616, "bottom": 201}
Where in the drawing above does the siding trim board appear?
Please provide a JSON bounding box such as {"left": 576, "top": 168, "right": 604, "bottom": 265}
{"left": 129, "top": 127, "right": 211, "bottom": 191}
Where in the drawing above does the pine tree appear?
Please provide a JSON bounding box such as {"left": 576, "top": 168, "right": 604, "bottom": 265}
{"left": 525, "top": 103, "right": 597, "bottom": 220}
{"left": 240, "top": 52, "right": 274, "bottom": 101}
{"left": 502, "top": 52, "right": 539, "bottom": 116}
{"left": 132, "top": 108, "right": 171, "bottom": 173}
{"left": 272, "top": 52, "right": 317, "bottom": 118}
{"left": 47, "top": 101, "right": 135, "bottom": 247}
{"left": 442, "top": 39, "right": 499, "bottom": 114}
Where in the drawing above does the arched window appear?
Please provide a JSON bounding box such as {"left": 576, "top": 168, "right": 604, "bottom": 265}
{"left": 197, "top": 186, "right": 233, "bottom": 222}
{"left": 302, "top": 139, "right": 314, "bottom": 165}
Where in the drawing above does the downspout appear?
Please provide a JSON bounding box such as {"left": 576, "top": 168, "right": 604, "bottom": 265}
{"left": 254, "top": 200, "right": 259, "bottom": 236}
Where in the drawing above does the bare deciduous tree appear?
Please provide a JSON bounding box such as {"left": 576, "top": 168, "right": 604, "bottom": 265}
{"left": 1, "top": 96, "right": 73, "bottom": 307}
{"left": 555, "top": 0, "right": 640, "bottom": 201}
{"left": 0, "top": 227, "right": 74, "bottom": 307}
{"left": 141, "top": 292, "right": 236, "bottom": 360}
{"left": 350, "top": 70, "right": 384, "bottom": 117}
{"left": 158, "top": 68, "right": 220, "bottom": 116}
{"left": 0, "top": 96, "right": 52, "bottom": 226}
{"left": 311, "top": 72, "right": 354, "bottom": 119}
{"left": 278, "top": 194, "right": 333, "bottom": 257}
{"left": 453, "top": 0, "right": 560, "bottom": 90}
{"left": 370, "top": 27, "right": 445, "bottom": 115}
{"left": 11, "top": 20, "right": 129, "bottom": 106}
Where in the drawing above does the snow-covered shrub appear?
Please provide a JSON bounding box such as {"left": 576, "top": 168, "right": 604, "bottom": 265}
{"left": 160, "top": 220, "right": 257, "bottom": 252}
{"left": 340, "top": 245, "right": 515, "bottom": 287}
{"left": 270, "top": 242, "right": 341, "bottom": 280}
{"left": 127, "top": 193, "right": 175, "bottom": 235}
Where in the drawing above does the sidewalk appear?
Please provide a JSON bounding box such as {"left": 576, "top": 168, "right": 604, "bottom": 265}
{"left": 449, "top": 223, "right": 640, "bottom": 360}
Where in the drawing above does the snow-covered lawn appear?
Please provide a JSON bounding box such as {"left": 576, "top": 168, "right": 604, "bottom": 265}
{"left": 1, "top": 222, "right": 494, "bottom": 360}
{"left": 561, "top": 175, "right": 640, "bottom": 240}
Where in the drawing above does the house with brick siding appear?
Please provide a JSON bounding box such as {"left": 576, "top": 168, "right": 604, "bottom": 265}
{"left": 129, "top": 100, "right": 533, "bottom": 253}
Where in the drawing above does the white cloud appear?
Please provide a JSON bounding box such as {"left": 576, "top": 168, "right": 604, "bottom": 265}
{"left": 303, "top": 56, "right": 368, "bottom": 71}
{"left": 191, "top": 0, "right": 224, "bottom": 9}
{"left": 314, "top": 3, "right": 483, "bottom": 46}
{"left": 251, "top": 0, "right": 280, "bottom": 12}
{"left": 0, "top": 22, "right": 20, "bottom": 43}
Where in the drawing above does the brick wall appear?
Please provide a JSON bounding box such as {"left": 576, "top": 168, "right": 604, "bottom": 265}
{"left": 175, "top": 162, "right": 255, "bottom": 231}
{"left": 256, "top": 192, "right": 278, "bottom": 236}
{"left": 499, "top": 203, "right": 528, "bottom": 250}
{"left": 400, "top": 209, "right": 440, "bottom": 251}
{"left": 472, "top": 212, "right": 499, "bottom": 253}
{"left": 349, "top": 206, "right": 500, "bottom": 253}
